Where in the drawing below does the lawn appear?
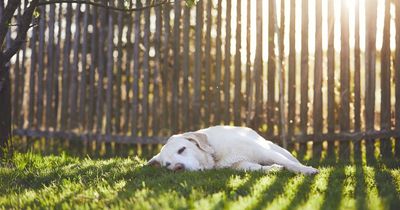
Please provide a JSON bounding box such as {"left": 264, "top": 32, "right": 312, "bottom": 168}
{"left": 0, "top": 152, "right": 399, "bottom": 210}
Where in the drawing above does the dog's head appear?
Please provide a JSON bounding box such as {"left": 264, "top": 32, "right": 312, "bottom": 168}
{"left": 147, "top": 132, "right": 215, "bottom": 171}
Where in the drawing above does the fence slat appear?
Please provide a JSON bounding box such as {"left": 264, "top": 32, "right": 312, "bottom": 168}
{"left": 354, "top": 0, "right": 361, "bottom": 157}
{"left": 79, "top": 4, "right": 89, "bottom": 131}
{"left": 152, "top": 0, "right": 162, "bottom": 135}
{"left": 224, "top": 0, "right": 231, "bottom": 125}
{"left": 267, "top": 0, "right": 276, "bottom": 137}
{"left": 161, "top": 2, "right": 170, "bottom": 132}
{"left": 172, "top": 0, "right": 181, "bottom": 132}
{"left": 287, "top": 0, "right": 296, "bottom": 148}
{"left": 88, "top": 6, "right": 98, "bottom": 132}
{"left": 327, "top": 0, "right": 335, "bottom": 157}
{"left": 194, "top": 0, "right": 203, "bottom": 129}
{"left": 54, "top": 5, "right": 63, "bottom": 130}
{"left": 214, "top": 0, "right": 222, "bottom": 125}
{"left": 28, "top": 18, "right": 37, "bottom": 128}
{"left": 96, "top": 1, "right": 107, "bottom": 135}
{"left": 380, "top": 0, "right": 391, "bottom": 158}
{"left": 365, "top": 0, "right": 378, "bottom": 160}
{"left": 61, "top": 4, "right": 72, "bottom": 130}
{"left": 69, "top": 4, "right": 81, "bottom": 129}
{"left": 36, "top": 6, "right": 46, "bottom": 128}
{"left": 339, "top": 0, "right": 350, "bottom": 159}
{"left": 395, "top": 0, "right": 400, "bottom": 158}
{"left": 182, "top": 5, "right": 190, "bottom": 130}
{"left": 233, "top": 0, "right": 241, "bottom": 126}
{"left": 106, "top": 2, "right": 113, "bottom": 137}
{"left": 123, "top": 1, "right": 133, "bottom": 134}
{"left": 313, "top": 0, "right": 323, "bottom": 158}
{"left": 115, "top": 1, "right": 124, "bottom": 134}
{"left": 253, "top": 0, "right": 263, "bottom": 130}
{"left": 204, "top": 0, "right": 212, "bottom": 126}
{"left": 245, "top": 0, "right": 251, "bottom": 125}
{"left": 142, "top": 0, "right": 151, "bottom": 137}
{"left": 132, "top": 0, "right": 142, "bottom": 137}
{"left": 299, "top": 0, "right": 309, "bottom": 155}
{"left": 45, "top": 4, "right": 55, "bottom": 129}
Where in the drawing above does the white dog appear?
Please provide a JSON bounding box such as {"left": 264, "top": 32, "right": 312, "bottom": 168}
{"left": 147, "top": 126, "right": 318, "bottom": 175}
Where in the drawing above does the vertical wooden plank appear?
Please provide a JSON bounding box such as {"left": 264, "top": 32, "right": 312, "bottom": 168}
{"left": 28, "top": 17, "right": 37, "bottom": 129}
{"left": 204, "top": 0, "right": 212, "bottom": 126}
{"left": 88, "top": 6, "right": 98, "bottom": 132}
{"left": 96, "top": 0, "right": 107, "bottom": 134}
{"left": 267, "top": 0, "right": 276, "bottom": 137}
{"left": 61, "top": 3, "right": 72, "bottom": 130}
{"left": 12, "top": 6, "right": 21, "bottom": 128}
{"left": 54, "top": 5, "right": 63, "bottom": 130}
{"left": 353, "top": 0, "right": 361, "bottom": 157}
{"left": 152, "top": 0, "right": 162, "bottom": 135}
{"left": 161, "top": 2, "right": 170, "bottom": 132}
{"left": 287, "top": 0, "right": 296, "bottom": 149}
{"left": 245, "top": 0, "right": 251, "bottom": 125}
{"left": 194, "top": 0, "right": 203, "bottom": 129}
{"left": 214, "top": 0, "right": 222, "bottom": 125}
{"left": 182, "top": 5, "right": 190, "bottom": 130}
{"left": 45, "top": 4, "right": 55, "bottom": 129}
{"left": 365, "top": 0, "right": 377, "bottom": 159}
{"left": 18, "top": 3, "right": 27, "bottom": 129}
{"left": 277, "top": 0, "right": 286, "bottom": 148}
{"left": 106, "top": 2, "right": 113, "bottom": 136}
{"left": 123, "top": 1, "right": 133, "bottom": 134}
{"left": 327, "top": 0, "right": 335, "bottom": 157}
{"left": 233, "top": 0, "right": 241, "bottom": 126}
{"left": 105, "top": 1, "right": 113, "bottom": 154}
{"left": 132, "top": 0, "right": 142, "bottom": 137}
{"left": 172, "top": 0, "right": 181, "bottom": 133}
{"left": 70, "top": 4, "right": 81, "bottom": 129}
{"left": 254, "top": 0, "right": 263, "bottom": 130}
{"left": 299, "top": 0, "right": 309, "bottom": 155}
{"left": 313, "top": 0, "right": 323, "bottom": 158}
{"left": 395, "top": 0, "right": 400, "bottom": 158}
{"left": 380, "top": 0, "right": 391, "bottom": 158}
{"left": 142, "top": 0, "right": 151, "bottom": 137}
{"left": 36, "top": 5, "right": 45, "bottom": 129}
{"left": 224, "top": 0, "right": 231, "bottom": 125}
{"left": 115, "top": 0, "right": 124, "bottom": 134}
{"left": 339, "top": 0, "right": 350, "bottom": 159}
{"left": 79, "top": 4, "right": 89, "bottom": 131}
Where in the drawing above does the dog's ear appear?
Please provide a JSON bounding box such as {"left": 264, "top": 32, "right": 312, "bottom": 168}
{"left": 182, "top": 132, "right": 214, "bottom": 154}
{"left": 147, "top": 154, "right": 161, "bottom": 167}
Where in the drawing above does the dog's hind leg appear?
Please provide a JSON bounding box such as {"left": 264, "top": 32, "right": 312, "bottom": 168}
{"left": 232, "top": 161, "right": 283, "bottom": 172}
{"left": 260, "top": 150, "right": 319, "bottom": 175}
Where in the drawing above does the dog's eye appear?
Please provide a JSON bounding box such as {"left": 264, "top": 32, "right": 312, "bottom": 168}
{"left": 177, "top": 147, "right": 186, "bottom": 154}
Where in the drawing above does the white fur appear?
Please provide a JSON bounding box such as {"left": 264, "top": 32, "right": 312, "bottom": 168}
{"left": 148, "top": 126, "right": 319, "bottom": 175}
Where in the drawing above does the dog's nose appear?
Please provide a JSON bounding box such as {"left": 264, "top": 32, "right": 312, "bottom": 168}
{"left": 172, "top": 163, "right": 185, "bottom": 171}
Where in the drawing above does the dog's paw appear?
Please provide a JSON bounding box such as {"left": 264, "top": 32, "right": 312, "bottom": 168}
{"left": 301, "top": 166, "right": 319, "bottom": 175}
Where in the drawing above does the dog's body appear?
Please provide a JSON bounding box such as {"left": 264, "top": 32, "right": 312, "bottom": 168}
{"left": 148, "top": 126, "right": 318, "bottom": 175}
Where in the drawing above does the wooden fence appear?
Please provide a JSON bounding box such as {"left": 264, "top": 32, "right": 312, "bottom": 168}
{"left": 8, "top": 0, "right": 400, "bottom": 158}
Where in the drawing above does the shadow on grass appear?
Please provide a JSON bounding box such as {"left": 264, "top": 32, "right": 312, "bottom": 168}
{"left": 374, "top": 163, "right": 400, "bottom": 210}
{"left": 319, "top": 156, "right": 345, "bottom": 210}
{"left": 354, "top": 156, "right": 366, "bottom": 210}
{"left": 250, "top": 172, "right": 295, "bottom": 210}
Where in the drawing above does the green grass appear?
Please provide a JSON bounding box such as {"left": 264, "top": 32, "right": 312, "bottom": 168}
{"left": 0, "top": 153, "right": 399, "bottom": 210}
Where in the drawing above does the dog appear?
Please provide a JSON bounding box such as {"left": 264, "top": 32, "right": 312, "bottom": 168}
{"left": 147, "top": 126, "right": 319, "bottom": 175}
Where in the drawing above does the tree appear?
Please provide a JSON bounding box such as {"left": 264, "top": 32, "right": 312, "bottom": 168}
{"left": 0, "top": 0, "right": 192, "bottom": 157}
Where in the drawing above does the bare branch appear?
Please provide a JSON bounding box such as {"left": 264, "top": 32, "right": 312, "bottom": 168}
{"left": 37, "top": 0, "right": 172, "bottom": 12}
{"left": 2, "top": 0, "right": 39, "bottom": 64}
{"left": 0, "top": 0, "right": 20, "bottom": 46}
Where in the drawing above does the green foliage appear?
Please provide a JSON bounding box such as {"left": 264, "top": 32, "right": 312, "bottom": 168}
{"left": 0, "top": 152, "right": 399, "bottom": 209}
{"left": 185, "top": 0, "right": 199, "bottom": 7}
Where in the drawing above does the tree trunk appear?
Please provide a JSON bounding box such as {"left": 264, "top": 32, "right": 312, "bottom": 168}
{"left": 0, "top": 64, "right": 11, "bottom": 157}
